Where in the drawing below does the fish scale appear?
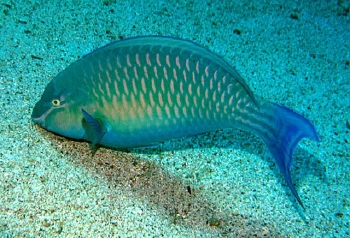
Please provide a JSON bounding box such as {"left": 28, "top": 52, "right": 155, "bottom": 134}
{"left": 89, "top": 43, "right": 244, "bottom": 143}
{"left": 32, "top": 36, "right": 319, "bottom": 208}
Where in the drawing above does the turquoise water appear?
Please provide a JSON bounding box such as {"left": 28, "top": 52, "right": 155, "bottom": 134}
{"left": 0, "top": 0, "right": 349, "bottom": 236}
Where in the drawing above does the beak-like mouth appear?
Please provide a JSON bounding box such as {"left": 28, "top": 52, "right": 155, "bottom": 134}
{"left": 31, "top": 102, "right": 54, "bottom": 128}
{"left": 32, "top": 116, "right": 44, "bottom": 127}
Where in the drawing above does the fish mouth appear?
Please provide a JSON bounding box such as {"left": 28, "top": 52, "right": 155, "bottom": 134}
{"left": 31, "top": 106, "right": 52, "bottom": 129}
{"left": 31, "top": 116, "right": 44, "bottom": 127}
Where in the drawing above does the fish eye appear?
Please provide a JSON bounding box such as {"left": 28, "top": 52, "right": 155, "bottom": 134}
{"left": 52, "top": 99, "right": 61, "bottom": 107}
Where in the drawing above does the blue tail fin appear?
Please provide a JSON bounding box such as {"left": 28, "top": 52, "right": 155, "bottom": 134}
{"left": 260, "top": 103, "right": 319, "bottom": 208}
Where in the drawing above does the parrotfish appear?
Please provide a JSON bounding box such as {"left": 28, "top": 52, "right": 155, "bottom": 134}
{"left": 32, "top": 36, "right": 319, "bottom": 208}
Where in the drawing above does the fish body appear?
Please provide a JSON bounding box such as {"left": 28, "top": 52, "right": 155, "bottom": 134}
{"left": 32, "top": 36, "right": 319, "bottom": 208}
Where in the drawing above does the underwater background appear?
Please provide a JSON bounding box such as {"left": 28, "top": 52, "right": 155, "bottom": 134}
{"left": 0, "top": 0, "right": 349, "bottom": 237}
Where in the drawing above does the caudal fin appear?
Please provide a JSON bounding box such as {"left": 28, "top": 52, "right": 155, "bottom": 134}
{"left": 253, "top": 102, "right": 319, "bottom": 208}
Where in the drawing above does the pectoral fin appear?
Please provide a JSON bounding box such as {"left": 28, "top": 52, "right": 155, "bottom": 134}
{"left": 82, "top": 109, "right": 107, "bottom": 153}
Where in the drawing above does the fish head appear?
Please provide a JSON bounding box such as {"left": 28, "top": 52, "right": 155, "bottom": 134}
{"left": 32, "top": 77, "right": 86, "bottom": 140}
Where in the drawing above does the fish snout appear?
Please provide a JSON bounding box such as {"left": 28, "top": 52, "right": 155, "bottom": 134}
{"left": 31, "top": 115, "right": 45, "bottom": 127}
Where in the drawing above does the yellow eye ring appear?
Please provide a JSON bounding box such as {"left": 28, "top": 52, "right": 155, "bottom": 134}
{"left": 52, "top": 99, "right": 61, "bottom": 107}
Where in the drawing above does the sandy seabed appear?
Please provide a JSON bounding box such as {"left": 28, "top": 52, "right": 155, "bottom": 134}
{"left": 0, "top": 0, "right": 349, "bottom": 237}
